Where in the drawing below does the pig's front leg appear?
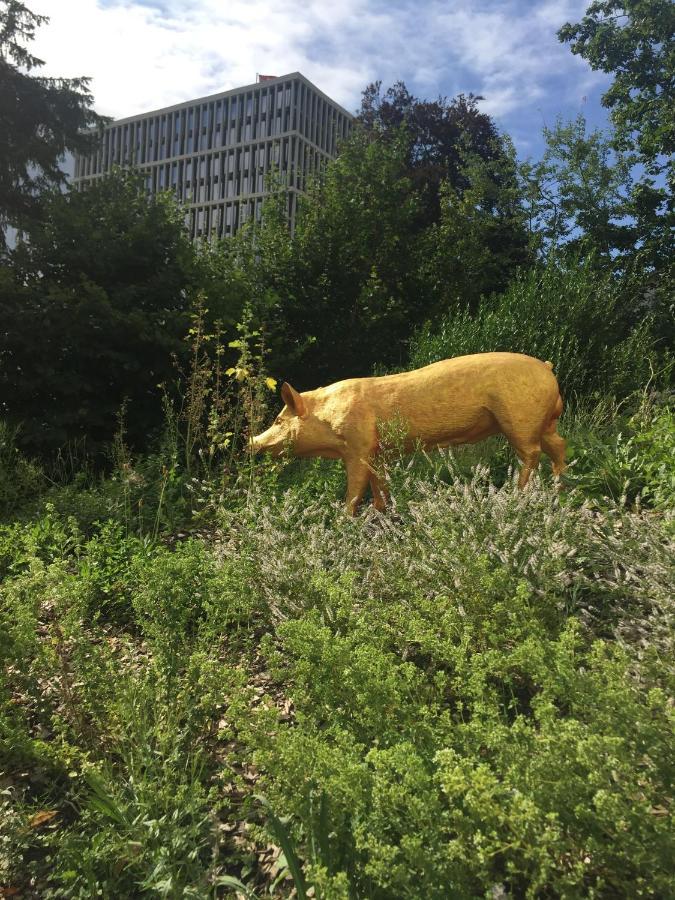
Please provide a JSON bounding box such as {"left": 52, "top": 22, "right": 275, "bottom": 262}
{"left": 344, "top": 456, "right": 371, "bottom": 516}
{"left": 369, "top": 471, "right": 389, "bottom": 512}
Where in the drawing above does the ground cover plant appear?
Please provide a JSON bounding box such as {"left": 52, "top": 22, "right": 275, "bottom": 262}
{"left": 1, "top": 398, "right": 674, "bottom": 897}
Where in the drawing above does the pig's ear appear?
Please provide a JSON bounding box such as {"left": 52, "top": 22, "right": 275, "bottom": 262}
{"left": 281, "top": 382, "right": 307, "bottom": 418}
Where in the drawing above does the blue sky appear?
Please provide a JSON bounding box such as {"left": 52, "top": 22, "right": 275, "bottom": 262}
{"left": 30, "top": 0, "right": 612, "bottom": 162}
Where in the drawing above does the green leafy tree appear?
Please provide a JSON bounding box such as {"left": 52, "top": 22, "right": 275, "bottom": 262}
{"left": 357, "top": 82, "right": 532, "bottom": 316}
{"left": 559, "top": 0, "right": 674, "bottom": 175}
{"left": 420, "top": 135, "right": 532, "bottom": 313}
{"left": 0, "top": 171, "right": 197, "bottom": 455}
{"left": 357, "top": 81, "right": 508, "bottom": 223}
{"left": 257, "top": 128, "right": 429, "bottom": 386}
{"left": 212, "top": 122, "right": 532, "bottom": 388}
{"left": 0, "top": 0, "right": 106, "bottom": 246}
{"left": 521, "top": 115, "right": 636, "bottom": 261}
{"left": 558, "top": 0, "right": 674, "bottom": 274}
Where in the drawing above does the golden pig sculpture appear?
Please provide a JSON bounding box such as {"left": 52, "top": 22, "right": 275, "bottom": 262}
{"left": 251, "top": 352, "right": 567, "bottom": 515}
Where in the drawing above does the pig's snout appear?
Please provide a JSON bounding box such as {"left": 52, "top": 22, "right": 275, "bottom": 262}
{"left": 249, "top": 424, "right": 286, "bottom": 456}
{"left": 249, "top": 432, "right": 264, "bottom": 454}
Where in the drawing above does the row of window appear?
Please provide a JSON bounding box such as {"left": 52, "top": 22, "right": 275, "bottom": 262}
{"left": 187, "top": 193, "right": 297, "bottom": 239}
{"left": 75, "top": 80, "right": 351, "bottom": 179}
{"left": 80, "top": 137, "right": 328, "bottom": 207}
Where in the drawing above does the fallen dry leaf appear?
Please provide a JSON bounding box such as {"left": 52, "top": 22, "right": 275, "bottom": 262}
{"left": 28, "top": 809, "right": 58, "bottom": 828}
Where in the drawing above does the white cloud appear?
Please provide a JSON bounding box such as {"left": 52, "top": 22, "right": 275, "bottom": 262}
{"left": 29, "top": 0, "right": 372, "bottom": 117}
{"left": 28, "top": 0, "right": 607, "bottom": 134}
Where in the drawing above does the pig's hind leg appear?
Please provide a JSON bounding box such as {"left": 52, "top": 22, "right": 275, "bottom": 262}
{"left": 497, "top": 398, "right": 562, "bottom": 488}
{"left": 493, "top": 418, "right": 542, "bottom": 488}
{"left": 512, "top": 424, "right": 566, "bottom": 488}
{"left": 541, "top": 430, "right": 567, "bottom": 477}
{"left": 514, "top": 443, "right": 542, "bottom": 488}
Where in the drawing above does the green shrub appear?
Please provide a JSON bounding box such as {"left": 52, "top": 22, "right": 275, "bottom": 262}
{"left": 76, "top": 521, "right": 151, "bottom": 625}
{"left": 0, "top": 522, "right": 246, "bottom": 897}
{"left": 43, "top": 672, "right": 217, "bottom": 900}
{"left": 0, "top": 422, "right": 45, "bottom": 520}
{"left": 566, "top": 395, "right": 675, "bottom": 511}
{"left": 219, "top": 473, "right": 674, "bottom": 897}
{"left": 0, "top": 503, "right": 83, "bottom": 582}
{"left": 250, "top": 608, "right": 674, "bottom": 898}
{"left": 409, "top": 258, "right": 658, "bottom": 398}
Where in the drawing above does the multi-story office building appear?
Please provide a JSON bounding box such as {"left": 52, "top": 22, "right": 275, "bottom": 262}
{"left": 73, "top": 72, "right": 353, "bottom": 239}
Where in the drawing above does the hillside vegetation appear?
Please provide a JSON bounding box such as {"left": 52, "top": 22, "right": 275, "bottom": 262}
{"left": 1, "top": 388, "right": 674, "bottom": 897}
{"left": 1, "top": 0, "right": 674, "bottom": 896}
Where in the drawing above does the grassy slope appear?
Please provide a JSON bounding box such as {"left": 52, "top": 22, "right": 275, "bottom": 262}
{"left": 1, "top": 405, "right": 674, "bottom": 899}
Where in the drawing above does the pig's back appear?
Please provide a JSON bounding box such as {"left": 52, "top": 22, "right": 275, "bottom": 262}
{"left": 376, "top": 352, "right": 556, "bottom": 396}
{"left": 365, "top": 352, "right": 560, "bottom": 443}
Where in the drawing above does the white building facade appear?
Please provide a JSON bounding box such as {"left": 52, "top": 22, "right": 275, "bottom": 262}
{"left": 73, "top": 73, "right": 353, "bottom": 239}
